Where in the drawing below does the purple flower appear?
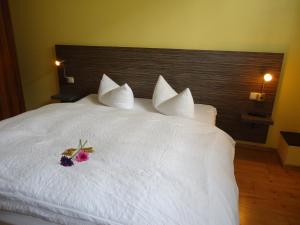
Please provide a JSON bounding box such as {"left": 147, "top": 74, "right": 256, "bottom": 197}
{"left": 60, "top": 156, "right": 74, "bottom": 167}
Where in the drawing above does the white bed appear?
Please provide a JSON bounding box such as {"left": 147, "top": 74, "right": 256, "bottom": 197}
{"left": 0, "top": 97, "right": 238, "bottom": 225}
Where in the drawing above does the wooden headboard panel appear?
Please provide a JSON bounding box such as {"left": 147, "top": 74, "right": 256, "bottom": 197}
{"left": 55, "top": 45, "right": 283, "bottom": 143}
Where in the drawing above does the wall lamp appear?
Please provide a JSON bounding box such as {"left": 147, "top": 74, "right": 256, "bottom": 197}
{"left": 55, "top": 60, "right": 75, "bottom": 84}
{"left": 55, "top": 60, "right": 64, "bottom": 67}
{"left": 249, "top": 73, "right": 273, "bottom": 102}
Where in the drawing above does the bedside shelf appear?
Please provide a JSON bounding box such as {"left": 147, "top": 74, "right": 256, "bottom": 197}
{"left": 280, "top": 131, "right": 300, "bottom": 147}
{"left": 51, "top": 93, "right": 82, "bottom": 102}
{"left": 241, "top": 112, "right": 274, "bottom": 125}
{"left": 278, "top": 131, "right": 300, "bottom": 166}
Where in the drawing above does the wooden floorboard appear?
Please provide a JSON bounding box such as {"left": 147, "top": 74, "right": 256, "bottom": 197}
{"left": 235, "top": 147, "right": 300, "bottom": 225}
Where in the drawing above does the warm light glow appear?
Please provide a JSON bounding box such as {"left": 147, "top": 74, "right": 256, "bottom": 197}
{"left": 55, "top": 60, "right": 61, "bottom": 66}
{"left": 264, "top": 73, "right": 272, "bottom": 82}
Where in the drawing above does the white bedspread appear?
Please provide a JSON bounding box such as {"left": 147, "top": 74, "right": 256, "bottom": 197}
{"left": 0, "top": 103, "right": 238, "bottom": 225}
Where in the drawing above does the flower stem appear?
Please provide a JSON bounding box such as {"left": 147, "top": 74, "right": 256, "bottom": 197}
{"left": 71, "top": 139, "right": 87, "bottom": 159}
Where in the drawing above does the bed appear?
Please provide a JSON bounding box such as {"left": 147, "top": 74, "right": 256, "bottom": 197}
{"left": 0, "top": 45, "right": 283, "bottom": 225}
{"left": 0, "top": 94, "right": 238, "bottom": 225}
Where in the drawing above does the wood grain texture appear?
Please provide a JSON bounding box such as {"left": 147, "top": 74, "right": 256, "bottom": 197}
{"left": 235, "top": 147, "right": 300, "bottom": 225}
{"left": 55, "top": 45, "right": 283, "bottom": 143}
{"left": 241, "top": 113, "right": 274, "bottom": 125}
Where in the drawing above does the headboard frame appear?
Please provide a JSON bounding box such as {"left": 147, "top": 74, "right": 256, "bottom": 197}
{"left": 55, "top": 45, "right": 283, "bottom": 143}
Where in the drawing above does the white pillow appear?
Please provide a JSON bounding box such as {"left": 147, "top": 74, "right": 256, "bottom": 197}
{"left": 98, "top": 74, "right": 134, "bottom": 109}
{"left": 152, "top": 75, "right": 194, "bottom": 118}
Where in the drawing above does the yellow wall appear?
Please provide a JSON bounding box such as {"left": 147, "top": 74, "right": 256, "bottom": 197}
{"left": 268, "top": 20, "right": 300, "bottom": 147}
{"left": 8, "top": 0, "right": 300, "bottom": 148}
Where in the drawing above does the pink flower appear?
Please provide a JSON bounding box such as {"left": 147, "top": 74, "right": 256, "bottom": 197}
{"left": 75, "top": 150, "right": 89, "bottom": 162}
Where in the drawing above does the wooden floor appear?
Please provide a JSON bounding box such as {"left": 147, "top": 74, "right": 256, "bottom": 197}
{"left": 235, "top": 147, "right": 300, "bottom": 225}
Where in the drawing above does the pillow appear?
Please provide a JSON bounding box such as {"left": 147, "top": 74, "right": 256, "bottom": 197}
{"left": 152, "top": 75, "right": 194, "bottom": 118}
{"left": 98, "top": 74, "right": 134, "bottom": 109}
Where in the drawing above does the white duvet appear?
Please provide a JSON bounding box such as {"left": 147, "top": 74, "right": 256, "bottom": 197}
{"left": 0, "top": 103, "right": 239, "bottom": 225}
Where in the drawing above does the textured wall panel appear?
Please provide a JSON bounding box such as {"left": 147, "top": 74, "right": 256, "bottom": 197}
{"left": 55, "top": 45, "right": 283, "bottom": 143}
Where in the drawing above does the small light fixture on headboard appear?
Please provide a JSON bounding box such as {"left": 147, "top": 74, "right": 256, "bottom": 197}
{"left": 55, "top": 60, "right": 66, "bottom": 77}
{"left": 263, "top": 73, "right": 273, "bottom": 82}
{"left": 249, "top": 73, "right": 273, "bottom": 102}
{"left": 259, "top": 73, "right": 273, "bottom": 102}
{"left": 55, "top": 60, "right": 64, "bottom": 67}
{"left": 54, "top": 59, "right": 75, "bottom": 84}
{"left": 261, "top": 73, "right": 272, "bottom": 92}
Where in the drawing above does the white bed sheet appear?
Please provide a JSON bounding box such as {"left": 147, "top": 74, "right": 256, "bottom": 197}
{"left": 0, "top": 103, "right": 238, "bottom": 225}
{"left": 77, "top": 94, "right": 217, "bottom": 126}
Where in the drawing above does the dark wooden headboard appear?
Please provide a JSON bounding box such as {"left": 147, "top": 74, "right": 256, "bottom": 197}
{"left": 55, "top": 45, "right": 283, "bottom": 143}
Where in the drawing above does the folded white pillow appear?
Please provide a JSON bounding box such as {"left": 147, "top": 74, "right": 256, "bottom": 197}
{"left": 152, "top": 75, "right": 194, "bottom": 118}
{"left": 98, "top": 74, "right": 134, "bottom": 109}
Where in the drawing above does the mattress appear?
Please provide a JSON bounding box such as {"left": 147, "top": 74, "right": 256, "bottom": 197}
{"left": 0, "top": 102, "right": 237, "bottom": 225}
{"left": 77, "top": 94, "right": 217, "bottom": 126}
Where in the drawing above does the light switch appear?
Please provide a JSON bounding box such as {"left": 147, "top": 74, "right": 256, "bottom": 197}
{"left": 249, "top": 92, "right": 266, "bottom": 102}
{"left": 65, "top": 76, "right": 75, "bottom": 84}
{"left": 249, "top": 92, "right": 260, "bottom": 100}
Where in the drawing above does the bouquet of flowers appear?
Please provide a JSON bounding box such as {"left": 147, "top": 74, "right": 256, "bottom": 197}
{"left": 60, "top": 139, "right": 94, "bottom": 167}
